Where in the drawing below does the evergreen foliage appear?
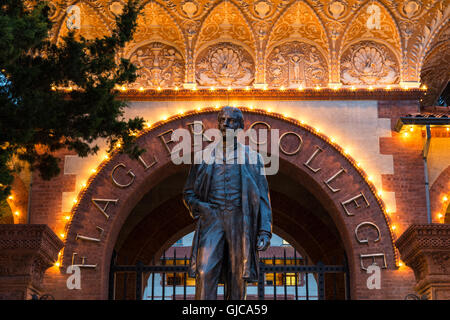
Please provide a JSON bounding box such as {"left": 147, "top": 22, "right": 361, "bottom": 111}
{"left": 0, "top": 0, "right": 144, "bottom": 202}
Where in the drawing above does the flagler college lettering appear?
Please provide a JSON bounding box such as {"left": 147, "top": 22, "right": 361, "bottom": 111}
{"left": 70, "top": 119, "right": 388, "bottom": 272}
{"left": 181, "top": 304, "right": 269, "bottom": 317}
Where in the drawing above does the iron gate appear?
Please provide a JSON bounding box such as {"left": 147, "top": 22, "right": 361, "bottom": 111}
{"left": 108, "top": 250, "right": 350, "bottom": 300}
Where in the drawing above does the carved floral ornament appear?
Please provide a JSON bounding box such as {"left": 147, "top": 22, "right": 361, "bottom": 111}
{"left": 340, "top": 41, "right": 400, "bottom": 85}
{"left": 179, "top": 0, "right": 201, "bottom": 19}
{"left": 252, "top": 0, "right": 274, "bottom": 20}
{"left": 128, "top": 42, "right": 185, "bottom": 89}
{"left": 326, "top": 0, "right": 349, "bottom": 21}
{"left": 195, "top": 43, "right": 255, "bottom": 87}
{"left": 47, "top": 0, "right": 449, "bottom": 91}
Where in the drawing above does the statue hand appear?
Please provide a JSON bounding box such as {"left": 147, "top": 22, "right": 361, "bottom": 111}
{"left": 195, "top": 201, "right": 217, "bottom": 219}
{"left": 256, "top": 233, "right": 270, "bottom": 251}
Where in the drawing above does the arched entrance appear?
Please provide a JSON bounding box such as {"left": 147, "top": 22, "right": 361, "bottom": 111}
{"left": 109, "top": 163, "right": 349, "bottom": 300}
{"left": 61, "top": 108, "right": 397, "bottom": 299}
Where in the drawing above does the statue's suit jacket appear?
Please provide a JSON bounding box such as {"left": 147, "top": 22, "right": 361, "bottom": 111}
{"left": 183, "top": 143, "right": 272, "bottom": 282}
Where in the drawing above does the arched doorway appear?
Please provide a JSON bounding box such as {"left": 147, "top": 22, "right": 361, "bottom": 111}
{"left": 61, "top": 108, "right": 397, "bottom": 299}
{"left": 109, "top": 163, "right": 349, "bottom": 300}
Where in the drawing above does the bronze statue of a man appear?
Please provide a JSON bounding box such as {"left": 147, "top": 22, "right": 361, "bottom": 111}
{"left": 183, "top": 106, "right": 272, "bottom": 300}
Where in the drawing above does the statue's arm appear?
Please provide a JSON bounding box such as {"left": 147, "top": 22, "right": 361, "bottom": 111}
{"left": 256, "top": 155, "right": 272, "bottom": 237}
{"left": 183, "top": 164, "right": 201, "bottom": 220}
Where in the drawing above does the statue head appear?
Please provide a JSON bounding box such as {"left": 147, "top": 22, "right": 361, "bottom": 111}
{"left": 217, "top": 106, "right": 244, "bottom": 137}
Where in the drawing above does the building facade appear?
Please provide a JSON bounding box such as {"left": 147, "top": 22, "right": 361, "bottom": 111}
{"left": 0, "top": 0, "right": 449, "bottom": 300}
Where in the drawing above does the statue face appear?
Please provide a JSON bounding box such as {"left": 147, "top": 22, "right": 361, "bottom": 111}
{"left": 218, "top": 108, "right": 242, "bottom": 137}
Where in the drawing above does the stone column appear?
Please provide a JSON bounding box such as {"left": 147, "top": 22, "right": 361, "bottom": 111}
{"left": 396, "top": 224, "right": 450, "bottom": 300}
{"left": 0, "top": 225, "right": 64, "bottom": 300}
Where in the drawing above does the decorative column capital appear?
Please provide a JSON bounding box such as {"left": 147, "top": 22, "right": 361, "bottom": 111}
{"left": 396, "top": 224, "right": 450, "bottom": 299}
{"left": 0, "top": 224, "right": 64, "bottom": 299}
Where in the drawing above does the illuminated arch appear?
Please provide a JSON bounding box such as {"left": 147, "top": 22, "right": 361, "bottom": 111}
{"left": 55, "top": 107, "right": 400, "bottom": 299}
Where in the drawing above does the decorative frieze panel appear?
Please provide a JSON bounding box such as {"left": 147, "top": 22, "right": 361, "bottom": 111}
{"left": 196, "top": 1, "right": 255, "bottom": 52}
{"left": 46, "top": 0, "right": 448, "bottom": 98}
{"left": 340, "top": 41, "right": 399, "bottom": 85}
{"left": 266, "top": 41, "right": 328, "bottom": 88}
{"left": 128, "top": 42, "right": 185, "bottom": 89}
{"left": 126, "top": 2, "right": 185, "bottom": 54}
{"left": 195, "top": 42, "right": 255, "bottom": 87}
{"left": 267, "top": 1, "right": 329, "bottom": 58}
{"left": 340, "top": 2, "right": 401, "bottom": 57}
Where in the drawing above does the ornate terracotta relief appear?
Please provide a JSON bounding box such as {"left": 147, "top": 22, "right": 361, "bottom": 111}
{"left": 124, "top": 2, "right": 185, "bottom": 55}
{"left": 394, "top": 0, "right": 432, "bottom": 20}
{"left": 407, "top": 4, "right": 450, "bottom": 81}
{"left": 46, "top": 0, "right": 448, "bottom": 98}
{"left": 195, "top": 42, "right": 255, "bottom": 87}
{"left": 325, "top": 0, "right": 350, "bottom": 21}
{"left": 420, "top": 24, "right": 450, "bottom": 105}
{"left": 195, "top": 1, "right": 255, "bottom": 53}
{"left": 340, "top": 41, "right": 399, "bottom": 85}
{"left": 267, "top": 1, "right": 329, "bottom": 57}
{"left": 340, "top": 2, "right": 401, "bottom": 59}
{"left": 266, "top": 41, "right": 328, "bottom": 88}
{"left": 128, "top": 42, "right": 185, "bottom": 89}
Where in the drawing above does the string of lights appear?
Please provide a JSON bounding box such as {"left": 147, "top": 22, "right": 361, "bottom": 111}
{"left": 49, "top": 106, "right": 450, "bottom": 270}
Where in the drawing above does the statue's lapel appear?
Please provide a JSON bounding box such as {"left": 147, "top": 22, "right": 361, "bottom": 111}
{"left": 195, "top": 148, "right": 216, "bottom": 201}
